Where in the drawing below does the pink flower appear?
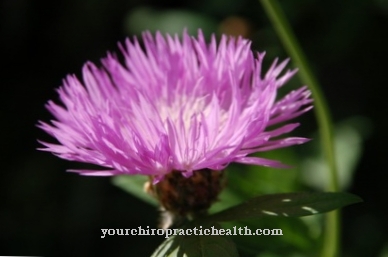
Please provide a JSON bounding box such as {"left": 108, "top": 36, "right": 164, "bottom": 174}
{"left": 38, "top": 30, "right": 312, "bottom": 183}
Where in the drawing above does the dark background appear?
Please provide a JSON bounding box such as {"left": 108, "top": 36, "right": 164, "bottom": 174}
{"left": 1, "top": 0, "right": 387, "bottom": 256}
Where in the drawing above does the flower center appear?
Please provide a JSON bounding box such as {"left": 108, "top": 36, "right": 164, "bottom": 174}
{"left": 158, "top": 94, "right": 210, "bottom": 130}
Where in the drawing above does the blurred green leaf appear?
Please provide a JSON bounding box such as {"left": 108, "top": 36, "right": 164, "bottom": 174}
{"left": 226, "top": 148, "right": 300, "bottom": 198}
{"left": 112, "top": 175, "right": 158, "bottom": 206}
{"left": 204, "top": 192, "right": 362, "bottom": 222}
{"left": 208, "top": 150, "right": 313, "bottom": 254}
{"left": 151, "top": 234, "right": 180, "bottom": 257}
{"left": 301, "top": 116, "right": 372, "bottom": 190}
{"left": 124, "top": 7, "right": 217, "bottom": 36}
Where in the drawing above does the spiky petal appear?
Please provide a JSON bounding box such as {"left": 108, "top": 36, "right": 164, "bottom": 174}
{"left": 38, "top": 30, "right": 312, "bottom": 182}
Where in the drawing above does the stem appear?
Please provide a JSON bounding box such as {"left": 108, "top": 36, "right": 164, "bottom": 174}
{"left": 259, "top": 1, "right": 340, "bottom": 257}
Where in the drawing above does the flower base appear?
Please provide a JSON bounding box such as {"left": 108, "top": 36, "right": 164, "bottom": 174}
{"left": 146, "top": 169, "right": 225, "bottom": 228}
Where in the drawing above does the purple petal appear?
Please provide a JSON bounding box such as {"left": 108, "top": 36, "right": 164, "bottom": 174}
{"left": 37, "top": 29, "right": 312, "bottom": 180}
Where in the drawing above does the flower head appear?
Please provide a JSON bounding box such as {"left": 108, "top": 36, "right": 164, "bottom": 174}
{"left": 38, "top": 30, "right": 312, "bottom": 183}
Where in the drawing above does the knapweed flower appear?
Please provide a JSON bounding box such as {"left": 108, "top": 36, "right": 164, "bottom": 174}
{"left": 38, "top": 30, "right": 312, "bottom": 198}
{"left": 39, "top": 29, "right": 312, "bottom": 180}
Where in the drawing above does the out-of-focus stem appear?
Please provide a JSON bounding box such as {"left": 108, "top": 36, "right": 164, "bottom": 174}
{"left": 259, "top": 1, "right": 340, "bottom": 257}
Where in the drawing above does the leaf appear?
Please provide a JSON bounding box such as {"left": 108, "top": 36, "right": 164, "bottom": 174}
{"left": 151, "top": 235, "right": 181, "bottom": 257}
{"left": 204, "top": 192, "right": 362, "bottom": 222}
{"left": 301, "top": 117, "right": 372, "bottom": 190}
{"left": 209, "top": 151, "right": 300, "bottom": 214}
{"left": 124, "top": 7, "right": 217, "bottom": 36}
{"left": 111, "top": 175, "right": 158, "bottom": 206}
{"left": 151, "top": 222, "right": 239, "bottom": 257}
{"left": 208, "top": 168, "right": 317, "bottom": 254}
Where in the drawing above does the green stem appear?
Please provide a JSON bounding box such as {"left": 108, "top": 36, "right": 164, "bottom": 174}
{"left": 259, "top": 1, "right": 340, "bottom": 257}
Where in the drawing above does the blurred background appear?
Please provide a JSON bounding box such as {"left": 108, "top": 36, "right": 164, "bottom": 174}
{"left": 1, "top": 0, "right": 387, "bottom": 256}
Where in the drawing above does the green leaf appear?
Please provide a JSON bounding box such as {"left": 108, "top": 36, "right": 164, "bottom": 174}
{"left": 151, "top": 222, "right": 239, "bottom": 257}
{"left": 301, "top": 117, "right": 372, "bottom": 190}
{"left": 124, "top": 7, "right": 217, "bottom": 36}
{"left": 151, "top": 235, "right": 181, "bottom": 257}
{"left": 111, "top": 175, "right": 158, "bottom": 206}
{"left": 209, "top": 168, "right": 318, "bottom": 254}
{"left": 204, "top": 192, "right": 362, "bottom": 222}
{"left": 209, "top": 151, "right": 300, "bottom": 214}
{"left": 226, "top": 148, "right": 300, "bottom": 197}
